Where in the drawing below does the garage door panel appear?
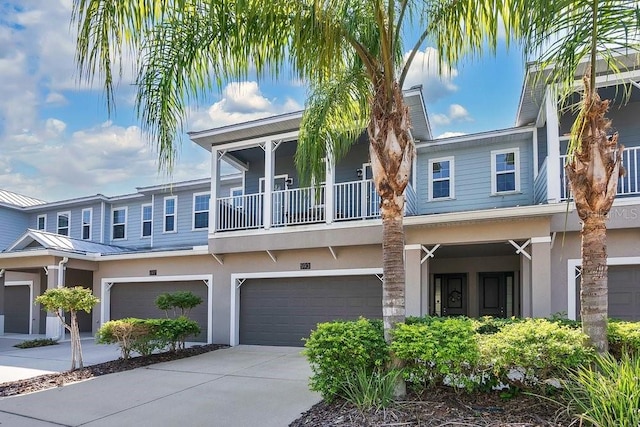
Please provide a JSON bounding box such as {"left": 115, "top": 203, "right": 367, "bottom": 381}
{"left": 608, "top": 265, "right": 640, "bottom": 321}
{"left": 240, "top": 276, "right": 382, "bottom": 346}
{"left": 4, "top": 286, "right": 30, "bottom": 334}
{"left": 110, "top": 281, "right": 207, "bottom": 342}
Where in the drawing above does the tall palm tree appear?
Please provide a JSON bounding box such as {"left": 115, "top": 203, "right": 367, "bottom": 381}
{"left": 71, "top": 0, "right": 515, "bottom": 343}
{"left": 515, "top": 0, "right": 640, "bottom": 353}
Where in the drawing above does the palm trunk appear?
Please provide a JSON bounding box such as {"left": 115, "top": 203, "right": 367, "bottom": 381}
{"left": 580, "top": 214, "right": 608, "bottom": 354}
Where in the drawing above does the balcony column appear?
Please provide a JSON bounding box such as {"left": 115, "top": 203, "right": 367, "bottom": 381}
{"left": 545, "top": 86, "right": 561, "bottom": 203}
{"left": 404, "top": 244, "right": 422, "bottom": 317}
{"left": 263, "top": 140, "right": 275, "bottom": 229}
{"left": 210, "top": 148, "right": 221, "bottom": 233}
{"left": 325, "top": 151, "right": 335, "bottom": 224}
{"left": 531, "top": 236, "right": 552, "bottom": 317}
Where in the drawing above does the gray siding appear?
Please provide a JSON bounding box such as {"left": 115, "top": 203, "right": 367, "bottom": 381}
{"left": 151, "top": 188, "right": 209, "bottom": 249}
{"left": 416, "top": 135, "right": 534, "bottom": 214}
{"left": 537, "top": 126, "right": 548, "bottom": 169}
{"left": 0, "top": 207, "right": 28, "bottom": 250}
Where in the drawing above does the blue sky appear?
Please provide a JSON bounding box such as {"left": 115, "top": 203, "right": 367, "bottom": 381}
{"left": 0, "top": 0, "right": 526, "bottom": 201}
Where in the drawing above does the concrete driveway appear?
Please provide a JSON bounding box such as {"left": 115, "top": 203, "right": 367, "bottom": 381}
{"left": 0, "top": 345, "right": 321, "bottom": 426}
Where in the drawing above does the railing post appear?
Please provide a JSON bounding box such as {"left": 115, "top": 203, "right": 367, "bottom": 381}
{"left": 325, "top": 154, "right": 335, "bottom": 224}
{"left": 210, "top": 148, "right": 220, "bottom": 232}
{"left": 263, "top": 140, "right": 274, "bottom": 229}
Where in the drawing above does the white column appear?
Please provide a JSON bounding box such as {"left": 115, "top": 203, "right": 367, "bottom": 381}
{"left": 210, "top": 148, "right": 220, "bottom": 233}
{"left": 263, "top": 140, "right": 274, "bottom": 229}
{"left": 325, "top": 151, "right": 335, "bottom": 224}
{"left": 545, "top": 86, "right": 561, "bottom": 203}
{"left": 520, "top": 254, "right": 532, "bottom": 317}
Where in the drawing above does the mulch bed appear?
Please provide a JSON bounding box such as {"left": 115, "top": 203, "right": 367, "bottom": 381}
{"left": 0, "top": 344, "right": 227, "bottom": 397}
{"left": 290, "top": 387, "right": 571, "bottom": 426}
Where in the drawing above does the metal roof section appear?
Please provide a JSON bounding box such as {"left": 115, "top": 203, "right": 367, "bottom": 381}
{"left": 5, "top": 229, "right": 133, "bottom": 255}
{"left": 0, "top": 189, "right": 46, "bottom": 208}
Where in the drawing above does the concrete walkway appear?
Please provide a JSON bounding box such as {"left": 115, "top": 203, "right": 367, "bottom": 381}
{"left": 0, "top": 345, "right": 321, "bottom": 426}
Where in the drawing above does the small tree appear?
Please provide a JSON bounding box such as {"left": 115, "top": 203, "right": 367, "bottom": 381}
{"left": 155, "top": 291, "right": 202, "bottom": 318}
{"left": 36, "top": 286, "right": 99, "bottom": 370}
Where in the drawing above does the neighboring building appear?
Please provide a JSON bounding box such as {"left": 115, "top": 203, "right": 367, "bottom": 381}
{"left": 1, "top": 61, "right": 639, "bottom": 346}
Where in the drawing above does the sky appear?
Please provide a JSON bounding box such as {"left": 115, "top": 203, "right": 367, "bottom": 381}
{"left": 0, "top": 0, "right": 527, "bottom": 202}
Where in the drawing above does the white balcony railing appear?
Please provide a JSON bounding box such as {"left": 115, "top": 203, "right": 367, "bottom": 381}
{"left": 560, "top": 146, "right": 640, "bottom": 200}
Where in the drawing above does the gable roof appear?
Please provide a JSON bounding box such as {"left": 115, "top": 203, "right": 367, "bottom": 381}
{"left": 0, "top": 189, "right": 46, "bottom": 208}
{"left": 4, "top": 229, "right": 132, "bottom": 256}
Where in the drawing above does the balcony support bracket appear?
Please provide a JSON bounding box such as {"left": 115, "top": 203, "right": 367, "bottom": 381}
{"left": 328, "top": 246, "right": 337, "bottom": 260}
{"left": 266, "top": 250, "right": 277, "bottom": 263}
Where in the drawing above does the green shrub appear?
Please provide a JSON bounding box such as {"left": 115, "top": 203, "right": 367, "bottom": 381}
{"left": 473, "top": 316, "right": 523, "bottom": 335}
{"left": 155, "top": 291, "right": 203, "bottom": 318}
{"left": 342, "top": 367, "right": 400, "bottom": 411}
{"left": 303, "top": 318, "right": 389, "bottom": 401}
{"left": 14, "top": 338, "right": 58, "bottom": 349}
{"left": 563, "top": 353, "right": 640, "bottom": 427}
{"left": 151, "top": 316, "right": 201, "bottom": 351}
{"left": 479, "top": 318, "right": 594, "bottom": 388}
{"left": 391, "top": 317, "right": 480, "bottom": 392}
{"left": 607, "top": 320, "right": 640, "bottom": 359}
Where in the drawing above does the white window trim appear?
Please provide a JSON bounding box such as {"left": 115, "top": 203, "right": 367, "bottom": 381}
{"left": 163, "top": 196, "right": 178, "bottom": 233}
{"left": 230, "top": 186, "right": 244, "bottom": 209}
{"left": 141, "top": 203, "right": 153, "bottom": 238}
{"left": 111, "top": 206, "right": 128, "bottom": 240}
{"left": 36, "top": 214, "right": 47, "bottom": 231}
{"left": 192, "top": 192, "right": 211, "bottom": 231}
{"left": 491, "top": 148, "right": 521, "bottom": 195}
{"left": 428, "top": 156, "right": 455, "bottom": 201}
{"left": 81, "top": 208, "right": 93, "bottom": 240}
{"left": 57, "top": 211, "right": 70, "bottom": 236}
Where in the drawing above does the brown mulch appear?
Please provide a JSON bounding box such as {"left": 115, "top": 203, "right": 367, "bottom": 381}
{"left": 0, "top": 344, "right": 227, "bottom": 397}
{"left": 290, "top": 387, "right": 571, "bottom": 426}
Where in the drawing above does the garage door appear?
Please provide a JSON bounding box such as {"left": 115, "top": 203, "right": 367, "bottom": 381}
{"left": 239, "top": 275, "right": 382, "bottom": 346}
{"left": 110, "top": 281, "right": 208, "bottom": 342}
{"left": 4, "top": 285, "right": 30, "bottom": 334}
{"left": 609, "top": 265, "right": 640, "bottom": 320}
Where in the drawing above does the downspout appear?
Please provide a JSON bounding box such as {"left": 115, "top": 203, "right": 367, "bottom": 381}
{"left": 0, "top": 269, "right": 5, "bottom": 278}
{"left": 52, "top": 257, "right": 69, "bottom": 341}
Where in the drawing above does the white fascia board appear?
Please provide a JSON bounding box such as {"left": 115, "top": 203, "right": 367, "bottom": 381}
{"left": 189, "top": 111, "right": 303, "bottom": 139}
{"left": 209, "top": 218, "right": 382, "bottom": 239}
{"left": 136, "top": 178, "right": 211, "bottom": 193}
{"left": 403, "top": 203, "right": 568, "bottom": 227}
{"left": 0, "top": 249, "right": 90, "bottom": 261}
{"left": 212, "top": 130, "right": 300, "bottom": 152}
{"left": 415, "top": 126, "right": 535, "bottom": 148}
{"left": 22, "top": 194, "right": 111, "bottom": 211}
{"left": 95, "top": 247, "right": 209, "bottom": 261}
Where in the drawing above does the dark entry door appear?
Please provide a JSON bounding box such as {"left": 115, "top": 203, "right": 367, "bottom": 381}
{"left": 479, "top": 272, "right": 514, "bottom": 317}
{"left": 436, "top": 274, "right": 467, "bottom": 316}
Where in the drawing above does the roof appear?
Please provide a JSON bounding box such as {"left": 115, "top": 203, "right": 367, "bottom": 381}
{"left": 0, "top": 189, "right": 46, "bottom": 208}
{"left": 4, "top": 229, "right": 133, "bottom": 256}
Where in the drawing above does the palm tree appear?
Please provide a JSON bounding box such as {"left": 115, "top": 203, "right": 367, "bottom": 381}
{"left": 72, "top": 0, "right": 515, "bottom": 344}
{"left": 514, "top": 0, "right": 640, "bottom": 353}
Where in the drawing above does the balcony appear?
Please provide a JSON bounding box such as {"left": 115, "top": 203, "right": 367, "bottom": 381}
{"left": 560, "top": 146, "right": 640, "bottom": 200}
{"left": 214, "top": 180, "right": 416, "bottom": 232}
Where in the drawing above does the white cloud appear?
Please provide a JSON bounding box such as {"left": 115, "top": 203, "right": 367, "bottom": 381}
{"left": 45, "top": 92, "right": 67, "bottom": 105}
{"left": 402, "top": 47, "right": 459, "bottom": 101}
{"left": 436, "top": 131, "right": 467, "bottom": 139}
{"left": 430, "top": 104, "right": 473, "bottom": 126}
{"left": 189, "top": 81, "right": 302, "bottom": 131}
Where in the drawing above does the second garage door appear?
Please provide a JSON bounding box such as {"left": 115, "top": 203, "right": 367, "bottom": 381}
{"left": 239, "top": 275, "right": 382, "bottom": 346}
{"left": 110, "top": 281, "right": 208, "bottom": 342}
{"left": 609, "top": 265, "right": 640, "bottom": 321}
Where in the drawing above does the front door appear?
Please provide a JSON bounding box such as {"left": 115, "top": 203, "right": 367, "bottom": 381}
{"left": 434, "top": 274, "right": 467, "bottom": 316}
{"left": 479, "top": 272, "right": 515, "bottom": 318}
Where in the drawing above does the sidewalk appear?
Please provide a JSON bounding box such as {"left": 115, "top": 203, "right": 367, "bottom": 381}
{"left": 0, "top": 345, "right": 321, "bottom": 427}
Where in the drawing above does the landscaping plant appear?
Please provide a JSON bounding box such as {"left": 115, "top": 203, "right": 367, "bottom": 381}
{"left": 341, "top": 366, "right": 401, "bottom": 411}
{"left": 155, "top": 291, "right": 203, "bottom": 318}
{"left": 36, "top": 286, "right": 99, "bottom": 370}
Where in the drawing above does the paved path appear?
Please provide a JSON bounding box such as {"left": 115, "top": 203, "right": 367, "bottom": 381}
{"left": 0, "top": 345, "right": 321, "bottom": 426}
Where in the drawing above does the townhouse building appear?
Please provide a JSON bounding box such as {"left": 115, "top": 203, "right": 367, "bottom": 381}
{"left": 0, "top": 60, "right": 638, "bottom": 346}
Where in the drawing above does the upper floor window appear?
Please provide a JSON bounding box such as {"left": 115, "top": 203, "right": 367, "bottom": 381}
{"left": 230, "top": 187, "right": 244, "bottom": 209}
{"left": 82, "top": 208, "right": 92, "bottom": 240}
{"left": 37, "top": 214, "right": 46, "bottom": 231}
{"left": 164, "top": 196, "right": 177, "bottom": 233}
{"left": 112, "top": 207, "right": 127, "bottom": 240}
{"left": 141, "top": 204, "right": 153, "bottom": 238}
{"left": 428, "top": 157, "right": 454, "bottom": 200}
{"left": 193, "top": 193, "right": 210, "bottom": 230}
{"left": 491, "top": 148, "right": 520, "bottom": 194}
{"left": 57, "top": 212, "right": 70, "bottom": 236}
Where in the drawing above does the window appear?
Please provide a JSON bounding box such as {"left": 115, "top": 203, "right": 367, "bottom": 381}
{"left": 491, "top": 148, "right": 520, "bottom": 194}
{"left": 81, "top": 208, "right": 92, "bottom": 240}
{"left": 428, "top": 157, "right": 454, "bottom": 200}
{"left": 141, "top": 204, "right": 152, "bottom": 238}
{"left": 36, "top": 214, "right": 46, "bottom": 231}
{"left": 230, "top": 187, "right": 244, "bottom": 209}
{"left": 164, "top": 196, "right": 177, "bottom": 233}
{"left": 112, "top": 207, "right": 127, "bottom": 240}
{"left": 57, "top": 212, "right": 70, "bottom": 236}
{"left": 193, "top": 193, "right": 210, "bottom": 230}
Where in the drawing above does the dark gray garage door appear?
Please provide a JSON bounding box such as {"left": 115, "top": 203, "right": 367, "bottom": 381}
{"left": 240, "top": 275, "right": 382, "bottom": 346}
{"left": 4, "top": 285, "right": 30, "bottom": 334}
{"left": 609, "top": 265, "right": 640, "bottom": 320}
{"left": 110, "top": 281, "right": 208, "bottom": 342}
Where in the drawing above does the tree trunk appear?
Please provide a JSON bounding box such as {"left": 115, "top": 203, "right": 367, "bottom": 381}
{"left": 70, "top": 311, "right": 84, "bottom": 370}
{"left": 565, "top": 72, "right": 624, "bottom": 354}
